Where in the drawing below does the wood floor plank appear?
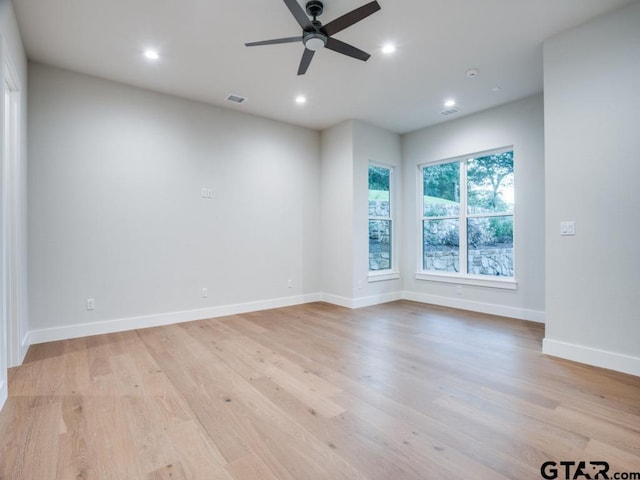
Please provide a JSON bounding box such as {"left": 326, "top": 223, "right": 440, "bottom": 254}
{"left": 226, "top": 453, "right": 281, "bottom": 480}
{"left": 2, "top": 301, "right": 640, "bottom": 479}
{"left": 147, "top": 462, "right": 188, "bottom": 480}
{"left": 165, "top": 420, "right": 232, "bottom": 479}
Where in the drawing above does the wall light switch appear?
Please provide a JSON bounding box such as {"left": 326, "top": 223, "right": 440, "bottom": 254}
{"left": 201, "top": 288, "right": 208, "bottom": 298}
{"left": 201, "top": 187, "right": 208, "bottom": 198}
{"left": 560, "top": 221, "right": 576, "bottom": 236}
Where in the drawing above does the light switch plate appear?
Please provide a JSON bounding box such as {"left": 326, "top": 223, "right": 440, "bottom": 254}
{"left": 560, "top": 221, "right": 576, "bottom": 236}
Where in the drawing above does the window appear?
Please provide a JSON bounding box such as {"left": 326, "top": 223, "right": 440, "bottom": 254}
{"left": 420, "top": 149, "right": 514, "bottom": 282}
{"left": 368, "top": 164, "right": 393, "bottom": 272}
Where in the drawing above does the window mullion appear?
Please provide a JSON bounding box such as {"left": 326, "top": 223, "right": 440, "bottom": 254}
{"left": 423, "top": 215, "right": 458, "bottom": 221}
{"left": 467, "top": 212, "right": 514, "bottom": 219}
{"left": 459, "top": 160, "right": 468, "bottom": 275}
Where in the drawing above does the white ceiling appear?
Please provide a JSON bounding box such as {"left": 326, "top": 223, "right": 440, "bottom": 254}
{"left": 13, "top": 0, "right": 633, "bottom": 134}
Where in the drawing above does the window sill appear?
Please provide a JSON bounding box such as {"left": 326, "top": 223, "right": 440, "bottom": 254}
{"left": 414, "top": 272, "right": 517, "bottom": 290}
{"left": 368, "top": 271, "right": 400, "bottom": 283}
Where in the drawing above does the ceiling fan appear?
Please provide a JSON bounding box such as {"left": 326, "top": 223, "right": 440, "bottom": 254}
{"left": 245, "top": 0, "right": 382, "bottom": 75}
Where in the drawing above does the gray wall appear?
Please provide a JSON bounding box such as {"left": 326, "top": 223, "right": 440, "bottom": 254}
{"left": 402, "top": 95, "right": 546, "bottom": 321}
{"left": 28, "top": 63, "right": 320, "bottom": 332}
{"left": 320, "top": 121, "right": 354, "bottom": 300}
{"left": 19, "top": 1, "right": 640, "bottom": 380}
{"left": 543, "top": 1, "right": 640, "bottom": 374}
{"left": 352, "top": 120, "right": 402, "bottom": 301}
{"left": 319, "top": 119, "right": 402, "bottom": 305}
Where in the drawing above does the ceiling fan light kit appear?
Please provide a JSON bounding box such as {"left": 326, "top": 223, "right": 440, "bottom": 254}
{"left": 304, "top": 32, "right": 327, "bottom": 51}
{"left": 245, "top": 0, "right": 382, "bottom": 75}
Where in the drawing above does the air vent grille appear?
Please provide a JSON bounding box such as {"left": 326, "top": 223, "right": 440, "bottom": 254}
{"left": 440, "top": 107, "right": 460, "bottom": 116}
{"left": 226, "top": 94, "right": 247, "bottom": 104}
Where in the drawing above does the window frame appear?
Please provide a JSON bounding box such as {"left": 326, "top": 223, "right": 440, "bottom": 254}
{"left": 368, "top": 161, "right": 399, "bottom": 282}
{"left": 416, "top": 147, "right": 517, "bottom": 290}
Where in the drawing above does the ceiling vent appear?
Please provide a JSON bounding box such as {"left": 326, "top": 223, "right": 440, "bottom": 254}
{"left": 226, "top": 94, "right": 247, "bottom": 104}
{"left": 440, "top": 107, "right": 460, "bottom": 116}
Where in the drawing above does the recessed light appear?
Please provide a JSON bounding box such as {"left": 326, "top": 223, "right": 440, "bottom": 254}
{"left": 381, "top": 43, "right": 396, "bottom": 54}
{"left": 295, "top": 95, "right": 307, "bottom": 104}
{"left": 444, "top": 99, "right": 456, "bottom": 108}
{"left": 144, "top": 49, "right": 160, "bottom": 60}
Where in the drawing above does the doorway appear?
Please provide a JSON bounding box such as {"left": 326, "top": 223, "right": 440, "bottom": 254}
{"left": 1, "top": 55, "right": 23, "bottom": 409}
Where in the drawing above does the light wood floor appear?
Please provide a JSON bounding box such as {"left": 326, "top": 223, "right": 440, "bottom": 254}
{"left": 1, "top": 301, "right": 639, "bottom": 479}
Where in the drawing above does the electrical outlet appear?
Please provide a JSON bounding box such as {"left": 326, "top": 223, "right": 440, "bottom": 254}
{"left": 287, "top": 279, "right": 293, "bottom": 289}
{"left": 86, "top": 298, "right": 95, "bottom": 310}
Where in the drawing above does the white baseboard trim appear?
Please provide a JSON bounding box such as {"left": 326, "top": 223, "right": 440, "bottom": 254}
{"left": 17, "top": 332, "right": 29, "bottom": 365}
{"left": 319, "top": 293, "right": 356, "bottom": 308}
{"left": 401, "top": 291, "right": 545, "bottom": 323}
{"left": 25, "top": 288, "right": 544, "bottom": 353}
{"left": 542, "top": 338, "right": 640, "bottom": 377}
{"left": 27, "top": 293, "right": 322, "bottom": 345}
{"left": 0, "top": 379, "right": 7, "bottom": 411}
{"left": 351, "top": 291, "right": 403, "bottom": 309}
{"left": 320, "top": 291, "right": 403, "bottom": 309}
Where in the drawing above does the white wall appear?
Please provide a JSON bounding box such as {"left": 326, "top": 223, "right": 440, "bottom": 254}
{"left": 320, "top": 121, "right": 354, "bottom": 301}
{"left": 543, "top": 2, "right": 640, "bottom": 376}
{"left": 28, "top": 63, "right": 320, "bottom": 340}
{"left": 402, "top": 95, "right": 546, "bottom": 321}
{"left": 352, "top": 120, "right": 402, "bottom": 304}
{"left": 17, "top": 0, "right": 640, "bottom": 384}
{"left": 319, "top": 120, "right": 402, "bottom": 306}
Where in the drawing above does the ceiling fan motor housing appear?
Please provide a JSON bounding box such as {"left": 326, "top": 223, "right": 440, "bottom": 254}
{"left": 244, "top": 0, "right": 381, "bottom": 75}
{"left": 306, "top": 0, "right": 324, "bottom": 18}
{"left": 303, "top": 32, "right": 327, "bottom": 50}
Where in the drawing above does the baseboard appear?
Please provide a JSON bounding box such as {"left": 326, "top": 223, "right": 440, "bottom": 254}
{"left": 319, "top": 293, "right": 355, "bottom": 308}
{"left": 320, "top": 291, "right": 403, "bottom": 309}
{"left": 0, "top": 379, "right": 6, "bottom": 411}
{"left": 401, "top": 291, "right": 545, "bottom": 323}
{"left": 542, "top": 338, "right": 640, "bottom": 377}
{"left": 6, "top": 332, "right": 29, "bottom": 368}
{"left": 17, "top": 332, "right": 29, "bottom": 365}
{"left": 27, "top": 293, "right": 323, "bottom": 345}
{"left": 25, "top": 289, "right": 544, "bottom": 351}
{"left": 351, "top": 291, "right": 403, "bottom": 309}
{"left": 304, "top": 290, "right": 544, "bottom": 323}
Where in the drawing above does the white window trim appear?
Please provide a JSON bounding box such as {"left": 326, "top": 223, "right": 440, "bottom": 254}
{"left": 417, "top": 146, "right": 516, "bottom": 288}
{"left": 368, "top": 271, "right": 400, "bottom": 283}
{"left": 368, "top": 161, "right": 397, "bottom": 279}
{"left": 414, "top": 272, "right": 517, "bottom": 290}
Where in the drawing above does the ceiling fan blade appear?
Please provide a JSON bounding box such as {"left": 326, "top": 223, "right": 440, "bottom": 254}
{"left": 245, "top": 36, "right": 302, "bottom": 47}
{"left": 283, "top": 0, "right": 313, "bottom": 30}
{"left": 297, "top": 48, "right": 315, "bottom": 75}
{"left": 325, "top": 37, "right": 370, "bottom": 61}
{"left": 322, "top": 1, "right": 381, "bottom": 36}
